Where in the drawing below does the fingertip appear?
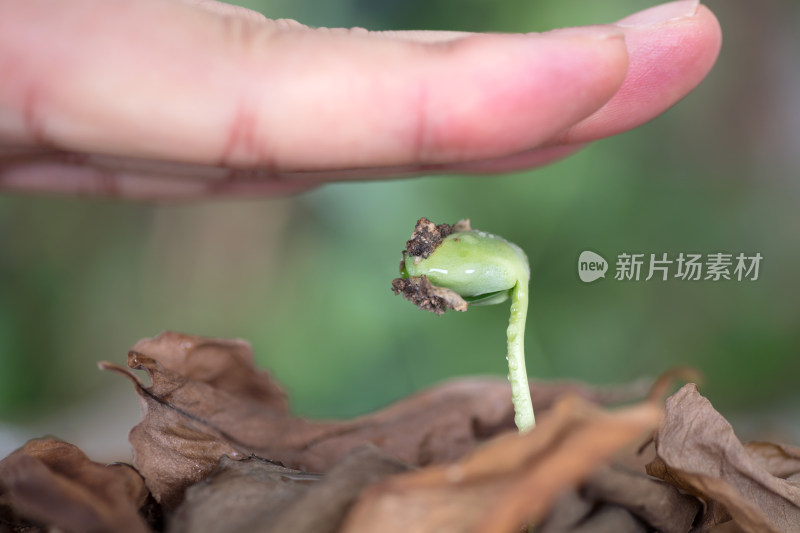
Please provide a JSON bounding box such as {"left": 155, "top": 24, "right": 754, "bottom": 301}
{"left": 403, "top": 29, "right": 629, "bottom": 164}
{"left": 690, "top": 4, "right": 723, "bottom": 67}
{"left": 556, "top": 2, "right": 723, "bottom": 143}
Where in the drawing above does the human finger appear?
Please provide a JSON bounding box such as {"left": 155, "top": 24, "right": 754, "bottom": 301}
{"left": 0, "top": 0, "right": 628, "bottom": 172}
{"left": 553, "top": 0, "right": 722, "bottom": 145}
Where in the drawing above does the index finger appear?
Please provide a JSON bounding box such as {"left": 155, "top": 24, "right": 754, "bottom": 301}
{"left": 0, "top": 0, "right": 629, "bottom": 171}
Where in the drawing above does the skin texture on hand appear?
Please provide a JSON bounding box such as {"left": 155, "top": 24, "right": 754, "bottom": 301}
{"left": 0, "top": 0, "right": 721, "bottom": 199}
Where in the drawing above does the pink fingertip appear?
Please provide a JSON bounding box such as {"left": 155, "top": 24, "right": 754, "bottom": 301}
{"left": 616, "top": 0, "right": 701, "bottom": 28}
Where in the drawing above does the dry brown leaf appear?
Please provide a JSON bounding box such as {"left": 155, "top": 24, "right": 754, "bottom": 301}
{"left": 538, "top": 460, "right": 700, "bottom": 533}
{"left": 0, "top": 438, "right": 149, "bottom": 533}
{"left": 538, "top": 489, "right": 595, "bottom": 533}
{"left": 708, "top": 522, "right": 748, "bottom": 533}
{"left": 170, "top": 445, "right": 409, "bottom": 533}
{"left": 647, "top": 383, "right": 800, "bottom": 533}
{"left": 100, "top": 331, "right": 653, "bottom": 508}
{"left": 98, "top": 332, "right": 296, "bottom": 509}
{"left": 267, "top": 445, "right": 410, "bottom": 533}
{"left": 124, "top": 331, "right": 290, "bottom": 413}
{"left": 744, "top": 441, "right": 800, "bottom": 479}
{"left": 538, "top": 490, "right": 652, "bottom": 533}
{"left": 168, "top": 455, "right": 315, "bottom": 533}
{"left": 339, "top": 395, "right": 662, "bottom": 533}
{"left": 582, "top": 464, "right": 700, "bottom": 533}
{"left": 563, "top": 504, "right": 647, "bottom": 533}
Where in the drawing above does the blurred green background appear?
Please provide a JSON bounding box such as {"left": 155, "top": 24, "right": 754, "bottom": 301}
{"left": 2, "top": 0, "right": 799, "bottom": 459}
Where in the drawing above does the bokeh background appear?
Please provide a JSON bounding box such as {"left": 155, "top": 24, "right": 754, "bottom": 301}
{"left": 2, "top": 0, "right": 799, "bottom": 460}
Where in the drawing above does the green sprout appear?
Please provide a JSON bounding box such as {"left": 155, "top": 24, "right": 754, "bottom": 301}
{"left": 392, "top": 218, "right": 535, "bottom": 432}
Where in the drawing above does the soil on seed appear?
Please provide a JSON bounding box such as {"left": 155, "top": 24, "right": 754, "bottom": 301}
{"left": 404, "top": 217, "right": 456, "bottom": 260}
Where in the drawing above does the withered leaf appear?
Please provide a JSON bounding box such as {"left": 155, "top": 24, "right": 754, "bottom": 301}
{"left": 539, "top": 462, "right": 700, "bottom": 533}
{"left": 168, "top": 455, "right": 315, "bottom": 533}
{"left": 538, "top": 489, "right": 595, "bottom": 533}
{"left": 582, "top": 464, "right": 700, "bottom": 533}
{"left": 539, "top": 492, "right": 651, "bottom": 533}
{"left": 267, "top": 445, "right": 410, "bottom": 533}
{"left": 564, "top": 504, "right": 647, "bottom": 533}
{"left": 340, "top": 395, "right": 662, "bottom": 533}
{"left": 537, "top": 495, "right": 652, "bottom": 533}
{"left": 100, "top": 331, "right": 652, "bottom": 509}
{"left": 171, "top": 445, "right": 409, "bottom": 533}
{"left": 744, "top": 441, "right": 800, "bottom": 480}
{"left": 0, "top": 438, "right": 149, "bottom": 533}
{"left": 647, "top": 383, "right": 800, "bottom": 533}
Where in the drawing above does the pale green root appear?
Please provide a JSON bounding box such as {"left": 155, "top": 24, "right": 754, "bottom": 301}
{"left": 508, "top": 281, "right": 534, "bottom": 432}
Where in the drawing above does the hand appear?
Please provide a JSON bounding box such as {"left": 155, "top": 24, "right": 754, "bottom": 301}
{"left": 0, "top": 0, "right": 721, "bottom": 200}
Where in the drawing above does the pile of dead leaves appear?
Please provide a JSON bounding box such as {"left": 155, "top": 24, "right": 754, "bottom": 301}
{"left": 1, "top": 332, "right": 799, "bottom": 533}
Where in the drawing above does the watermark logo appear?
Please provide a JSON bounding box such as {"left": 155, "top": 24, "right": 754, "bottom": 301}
{"left": 578, "top": 251, "right": 608, "bottom": 283}
{"left": 578, "top": 251, "right": 763, "bottom": 283}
